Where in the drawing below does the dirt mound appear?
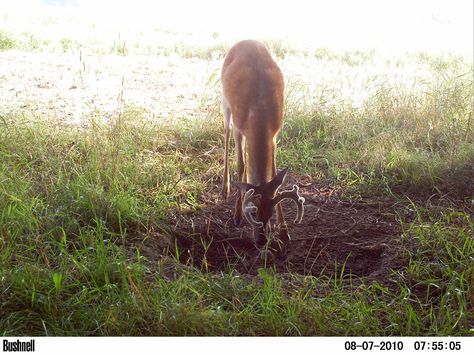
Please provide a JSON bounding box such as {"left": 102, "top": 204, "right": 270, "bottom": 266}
{"left": 157, "top": 179, "right": 407, "bottom": 280}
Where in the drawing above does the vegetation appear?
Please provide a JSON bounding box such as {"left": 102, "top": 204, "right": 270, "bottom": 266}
{"left": 0, "top": 25, "right": 472, "bottom": 335}
{"left": 0, "top": 30, "right": 16, "bottom": 50}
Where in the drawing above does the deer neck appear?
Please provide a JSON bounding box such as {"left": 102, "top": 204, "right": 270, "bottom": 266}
{"left": 245, "top": 129, "right": 275, "bottom": 186}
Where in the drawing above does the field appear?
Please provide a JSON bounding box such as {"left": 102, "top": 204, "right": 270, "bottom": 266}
{"left": 0, "top": 10, "right": 473, "bottom": 336}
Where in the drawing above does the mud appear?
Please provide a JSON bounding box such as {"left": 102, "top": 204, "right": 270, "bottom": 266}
{"left": 128, "top": 177, "right": 408, "bottom": 281}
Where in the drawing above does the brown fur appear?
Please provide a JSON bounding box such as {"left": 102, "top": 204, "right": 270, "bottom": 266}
{"left": 221, "top": 40, "right": 283, "bottom": 184}
{"left": 221, "top": 40, "right": 288, "bottom": 247}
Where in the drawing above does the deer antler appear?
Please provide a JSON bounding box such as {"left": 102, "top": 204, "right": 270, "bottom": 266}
{"left": 242, "top": 189, "right": 264, "bottom": 228}
{"left": 271, "top": 185, "right": 305, "bottom": 224}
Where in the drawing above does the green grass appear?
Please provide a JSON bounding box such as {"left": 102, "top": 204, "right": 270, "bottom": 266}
{"left": 0, "top": 47, "right": 473, "bottom": 335}
{"left": 279, "top": 58, "right": 473, "bottom": 198}
{"left": 0, "top": 29, "right": 17, "bottom": 50}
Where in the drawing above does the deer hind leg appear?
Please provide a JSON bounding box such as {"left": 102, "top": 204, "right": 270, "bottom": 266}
{"left": 233, "top": 129, "right": 246, "bottom": 226}
{"left": 221, "top": 99, "right": 231, "bottom": 199}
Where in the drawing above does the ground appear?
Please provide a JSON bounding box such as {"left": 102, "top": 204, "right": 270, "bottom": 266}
{"left": 0, "top": 51, "right": 219, "bottom": 124}
{"left": 127, "top": 175, "right": 410, "bottom": 285}
{"left": 0, "top": 50, "right": 410, "bottom": 281}
{"left": 1, "top": 46, "right": 472, "bottom": 335}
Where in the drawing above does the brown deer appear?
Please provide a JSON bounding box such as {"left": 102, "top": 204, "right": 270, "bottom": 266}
{"left": 221, "top": 40, "right": 304, "bottom": 248}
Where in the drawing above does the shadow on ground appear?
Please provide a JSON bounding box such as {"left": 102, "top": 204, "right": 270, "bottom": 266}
{"left": 126, "top": 177, "right": 409, "bottom": 282}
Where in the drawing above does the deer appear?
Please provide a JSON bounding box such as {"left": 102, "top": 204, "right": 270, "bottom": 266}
{"left": 221, "top": 40, "right": 305, "bottom": 249}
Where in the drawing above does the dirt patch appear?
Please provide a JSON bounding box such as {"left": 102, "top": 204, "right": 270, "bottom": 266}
{"left": 0, "top": 51, "right": 220, "bottom": 125}
{"left": 129, "top": 178, "right": 408, "bottom": 282}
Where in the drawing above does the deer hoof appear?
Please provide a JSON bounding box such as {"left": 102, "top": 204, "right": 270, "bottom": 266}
{"left": 233, "top": 214, "right": 243, "bottom": 227}
{"left": 278, "top": 228, "right": 291, "bottom": 244}
{"left": 254, "top": 233, "right": 267, "bottom": 248}
{"left": 258, "top": 248, "right": 276, "bottom": 263}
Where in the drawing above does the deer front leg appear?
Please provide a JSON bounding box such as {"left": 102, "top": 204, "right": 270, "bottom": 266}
{"left": 221, "top": 102, "right": 231, "bottom": 199}
{"left": 273, "top": 158, "right": 290, "bottom": 245}
{"left": 233, "top": 130, "right": 245, "bottom": 226}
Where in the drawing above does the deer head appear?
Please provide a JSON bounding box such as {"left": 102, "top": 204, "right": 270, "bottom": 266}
{"left": 233, "top": 168, "right": 305, "bottom": 238}
{"left": 221, "top": 40, "right": 305, "bottom": 248}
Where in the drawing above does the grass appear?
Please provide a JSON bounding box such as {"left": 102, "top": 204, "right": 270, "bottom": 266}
{"left": 0, "top": 33, "right": 473, "bottom": 335}
{"left": 0, "top": 30, "right": 17, "bottom": 50}
{"left": 280, "top": 58, "right": 473, "bottom": 199}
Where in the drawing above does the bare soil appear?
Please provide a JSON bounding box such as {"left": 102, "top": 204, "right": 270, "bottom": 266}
{"left": 128, "top": 176, "right": 408, "bottom": 282}
{"left": 0, "top": 51, "right": 220, "bottom": 124}
{"left": 0, "top": 51, "right": 409, "bottom": 281}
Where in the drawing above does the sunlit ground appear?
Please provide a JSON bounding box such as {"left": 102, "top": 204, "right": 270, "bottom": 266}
{"left": 1, "top": 0, "right": 473, "bottom": 337}
{"left": 0, "top": 0, "right": 472, "bottom": 125}
{"left": 1, "top": 0, "right": 473, "bottom": 55}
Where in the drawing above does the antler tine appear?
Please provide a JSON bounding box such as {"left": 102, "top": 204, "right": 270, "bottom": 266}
{"left": 271, "top": 185, "right": 305, "bottom": 224}
{"left": 242, "top": 189, "right": 263, "bottom": 228}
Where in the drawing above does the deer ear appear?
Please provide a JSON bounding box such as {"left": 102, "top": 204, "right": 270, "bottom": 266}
{"left": 232, "top": 181, "right": 257, "bottom": 192}
{"left": 269, "top": 168, "right": 288, "bottom": 191}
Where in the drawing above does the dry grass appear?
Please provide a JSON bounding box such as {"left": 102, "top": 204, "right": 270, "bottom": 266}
{"left": 0, "top": 8, "right": 473, "bottom": 336}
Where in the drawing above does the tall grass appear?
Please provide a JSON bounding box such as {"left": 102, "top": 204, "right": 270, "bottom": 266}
{"left": 280, "top": 53, "right": 473, "bottom": 198}
{"left": 1, "top": 106, "right": 472, "bottom": 335}
{"left": 0, "top": 43, "right": 473, "bottom": 335}
{"left": 0, "top": 30, "right": 17, "bottom": 50}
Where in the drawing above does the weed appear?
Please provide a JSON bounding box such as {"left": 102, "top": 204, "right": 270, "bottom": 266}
{"left": 0, "top": 38, "right": 472, "bottom": 335}
{"left": 0, "top": 29, "right": 16, "bottom": 50}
